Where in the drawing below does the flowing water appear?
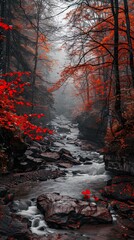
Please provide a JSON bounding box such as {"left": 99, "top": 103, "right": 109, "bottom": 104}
{"left": 15, "top": 116, "right": 119, "bottom": 239}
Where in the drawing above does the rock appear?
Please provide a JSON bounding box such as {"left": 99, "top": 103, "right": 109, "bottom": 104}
{"left": 59, "top": 148, "right": 72, "bottom": 156}
{"left": 0, "top": 205, "right": 28, "bottom": 237}
{"left": 9, "top": 200, "right": 30, "bottom": 213}
{"left": 37, "top": 193, "right": 112, "bottom": 229}
{"left": 3, "top": 193, "right": 14, "bottom": 204}
{"left": 25, "top": 150, "right": 33, "bottom": 156}
{"left": 32, "top": 158, "right": 43, "bottom": 164}
{"left": 29, "top": 146, "right": 41, "bottom": 154}
{"left": 27, "top": 232, "right": 90, "bottom": 240}
{"left": 72, "top": 170, "right": 81, "bottom": 175}
{"left": 19, "top": 162, "right": 29, "bottom": 171}
{"left": 32, "top": 218, "right": 40, "bottom": 228}
{"left": 32, "top": 141, "right": 44, "bottom": 149}
{"left": 53, "top": 142, "right": 65, "bottom": 148}
{"left": 61, "top": 153, "right": 74, "bottom": 162}
{"left": 40, "top": 152, "right": 60, "bottom": 162}
{"left": 111, "top": 200, "right": 133, "bottom": 215}
{"left": 0, "top": 186, "right": 8, "bottom": 198}
{"left": 81, "top": 143, "right": 94, "bottom": 151}
{"left": 83, "top": 161, "right": 92, "bottom": 165}
{"left": 71, "top": 159, "right": 81, "bottom": 165}
{"left": 104, "top": 141, "right": 134, "bottom": 175}
{"left": 59, "top": 151, "right": 80, "bottom": 165}
{"left": 102, "top": 182, "right": 134, "bottom": 201}
{"left": 58, "top": 163, "right": 73, "bottom": 168}
{"left": 58, "top": 126, "right": 71, "bottom": 133}
{"left": 26, "top": 155, "right": 35, "bottom": 161}
{"left": 85, "top": 157, "right": 93, "bottom": 162}
{"left": 79, "top": 156, "right": 86, "bottom": 162}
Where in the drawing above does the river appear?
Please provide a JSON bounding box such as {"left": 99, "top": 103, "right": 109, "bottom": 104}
{"left": 15, "top": 115, "right": 121, "bottom": 240}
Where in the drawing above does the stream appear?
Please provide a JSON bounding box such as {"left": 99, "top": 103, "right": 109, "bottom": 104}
{"left": 14, "top": 116, "right": 120, "bottom": 239}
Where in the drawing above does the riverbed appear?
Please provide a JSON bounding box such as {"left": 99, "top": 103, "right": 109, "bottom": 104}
{"left": 10, "top": 116, "right": 127, "bottom": 240}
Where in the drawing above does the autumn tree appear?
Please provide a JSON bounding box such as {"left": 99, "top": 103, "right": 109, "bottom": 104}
{"left": 0, "top": 1, "right": 56, "bottom": 171}
{"left": 0, "top": 0, "right": 56, "bottom": 126}
{"left": 48, "top": 0, "right": 134, "bottom": 147}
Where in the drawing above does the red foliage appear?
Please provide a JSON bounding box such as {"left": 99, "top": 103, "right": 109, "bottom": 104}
{"left": 0, "top": 19, "right": 13, "bottom": 30}
{"left": 81, "top": 189, "right": 91, "bottom": 195}
{"left": 81, "top": 189, "right": 99, "bottom": 202}
{"left": 0, "top": 71, "right": 53, "bottom": 140}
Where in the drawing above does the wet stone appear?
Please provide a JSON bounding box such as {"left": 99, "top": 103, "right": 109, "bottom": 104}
{"left": 0, "top": 205, "right": 28, "bottom": 237}
{"left": 40, "top": 152, "right": 60, "bottom": 162}
{"left": 58, "top": 162, "right": 73, "bottom": 168}
{"left": 25, "top": 150, "right": 33, "bottom": 156}
{"left": 61, "top": 153, "right": 74, "bottom": 162}
{"left": 37, "top": 193, "right": 112, "bottom": 229}
{"left": 83, "top": 161, "right": 92, "bottom": 165}
{"left": 59, "top": 148, "right": 72, "bottom": 156}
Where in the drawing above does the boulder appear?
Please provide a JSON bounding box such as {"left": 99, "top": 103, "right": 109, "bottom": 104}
{"left": 29, "top": 146, "right": 41, "bottom": 154}
{"left": 0, "top": 205, "right": 28, "bottom": 237}
{"left": 59, "top": 148, "right": 72, "bottom": 156}
{"left": 61, "top": 153, "right": 74, "bottom": 162}
{"left": 58, "top": 162, "right": 73, "bottom": 168}
{"left": 40, "top": 152, "right": 60, "bottom": 162}
{"left": 58, "top": 126, "right": 71, "bottom": 133}
{"left": 24, "top": 150, "right": 33, "bottom": 156}
{"left": 37, "top": 193, "right": 112, "bottom": 229}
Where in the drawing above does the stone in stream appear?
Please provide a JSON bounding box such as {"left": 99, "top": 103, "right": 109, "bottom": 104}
{"left": 83, "top": 161, "right": 92, "bottom": 165}
{"left": 58, "top": 162, "right": 73, "bottom": 168}
{"left": 61, "top": 153, "right": 74, "bottom": 162}
{"left": 29, "top": 146, "right": 42, "bottom": 154}
{"left": 24, "top": 150, "right": 33, "bottom": 156}
{"left": 58, "top": 126, "right": 71, "bottom": 133}
{"left": 59, "top": 148, "right": 72, "bottom": 156}
{"left": 37, "top": 193, "right": 112, "bottom": 229}
{"left": 40, "top": 152, "right": 60, "bottom": 162}
{"left": 0, "top": 205, "right": 28, "bottom": 238}
{"left": 81, "top": 143, "right": 95, "bottom": 151}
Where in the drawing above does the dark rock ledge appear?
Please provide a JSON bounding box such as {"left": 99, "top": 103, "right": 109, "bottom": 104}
{"left": 37, "top": 192, "right": 112, "bottom": 229}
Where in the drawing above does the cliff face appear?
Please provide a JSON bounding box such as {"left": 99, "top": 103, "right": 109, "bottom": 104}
{"left": 104, "top": 153, "right": 134, "bottom": 175}
{"left": 104, "top": 140, "right": 134, "bottom": 175}
{"left": 76, "top": 112, "right": 107, "bottom": 148}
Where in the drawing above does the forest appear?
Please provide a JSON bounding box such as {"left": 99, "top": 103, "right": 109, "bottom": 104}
{"left": 0, "top": 0, "right": 134, "bottom": 240}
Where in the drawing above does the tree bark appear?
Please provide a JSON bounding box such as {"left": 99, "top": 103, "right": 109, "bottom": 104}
{"left": 111, "top": 0, "right": 124, "bottom": 125}
{"left": 123, "top": 0, "right": 134, "bottom": 87}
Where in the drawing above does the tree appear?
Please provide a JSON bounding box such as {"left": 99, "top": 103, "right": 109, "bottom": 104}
{"left": 0, "top": 0, "right": 56, "bottom": 126}
{"left": 48, "top": 0, "right": 134, "bottom": 148}
{"left": 0, "top": 3, "right": 54, "bottom": 171}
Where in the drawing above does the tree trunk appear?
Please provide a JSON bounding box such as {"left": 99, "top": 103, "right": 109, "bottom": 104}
{"left": 111, "top": 0, "right": 124, "bottom": 125}
{"left": 31, "top": 1, "right": 41, "bottom": 113}
{"left": 123, "top": 0, "right": 134, "bottom": 87}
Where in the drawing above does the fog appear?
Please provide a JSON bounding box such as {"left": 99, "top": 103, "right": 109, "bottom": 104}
{"left": 48, "top": 2, "right": 78, "bottom": 118}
